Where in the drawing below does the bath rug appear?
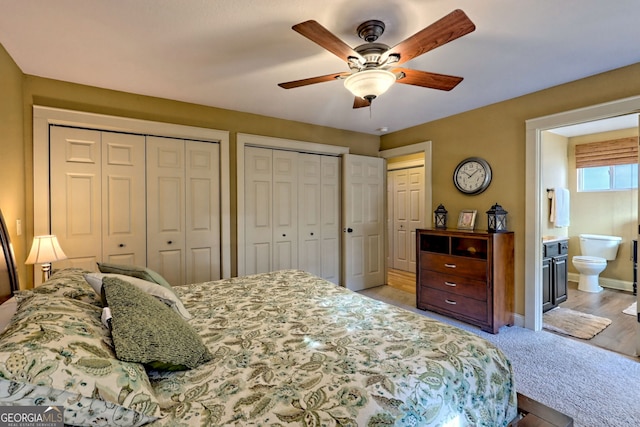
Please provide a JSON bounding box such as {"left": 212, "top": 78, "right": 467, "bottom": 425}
{"left": 623, "top": 301, "right": 637, "bottom": 316}
{"left": 543, "top": 307, "right": 611, "bottom": 340}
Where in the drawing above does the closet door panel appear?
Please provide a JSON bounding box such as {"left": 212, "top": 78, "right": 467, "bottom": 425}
{"left": 245, "top": 147, "right": 273, "bottom": 274}
{"left": 393, "top": 169, "right": 409, "bottom": 271}
{"left": 272, "top": 150, "right": 298, "bottom": 271}
{"left": 50, "top": 126, "right": 102, "bottom": 270}
{"left": 185, "top": 141, "right": 221, "bottom": 283}
{"left": 407, "top": 167, "right": 424, "bottom": 271}
{"left": 298, "top": 154, "right": 322, "bottom": 277}
{"left": 147, "top": 136, "right": 186, "bottom": 285}
{"left": 101, "top": 132, "right": 146, "bottom": 266}
{"left": 321, "top": 156, "right": 340, "bottom": 284}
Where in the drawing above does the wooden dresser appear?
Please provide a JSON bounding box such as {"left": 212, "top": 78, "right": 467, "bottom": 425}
{"left": 416, "top": 228, "right": 514, "bottom": 333}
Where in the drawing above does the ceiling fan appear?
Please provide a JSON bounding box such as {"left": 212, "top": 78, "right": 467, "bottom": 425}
{"left": 278, "top": 9, "right": 476, "bottom": 108}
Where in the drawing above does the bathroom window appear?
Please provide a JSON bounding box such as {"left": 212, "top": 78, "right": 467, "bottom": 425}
{"left": 578, "top": 164, "right": 638, "bottom": 191}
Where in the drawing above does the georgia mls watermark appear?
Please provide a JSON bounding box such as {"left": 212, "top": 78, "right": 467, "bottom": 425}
{"left": 0, "top": 406, "right": 63, "bottom": 427}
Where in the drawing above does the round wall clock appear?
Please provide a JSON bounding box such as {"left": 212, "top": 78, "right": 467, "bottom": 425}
{"left": 453, "top": 157, "right": 492, "bottom": 195}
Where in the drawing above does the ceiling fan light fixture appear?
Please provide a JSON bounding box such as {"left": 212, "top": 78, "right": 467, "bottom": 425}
{"left": 344, "top": 69, "right": 396, "bottom": 101}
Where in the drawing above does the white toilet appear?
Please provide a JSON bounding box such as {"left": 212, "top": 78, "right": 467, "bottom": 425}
{"left": 572, "top": 234, "right": 622, "bottom": 293}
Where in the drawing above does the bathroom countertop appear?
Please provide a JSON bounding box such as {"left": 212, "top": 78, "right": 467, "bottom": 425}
{"left": 542, "top": 236, "right": 569, "bottom": 243}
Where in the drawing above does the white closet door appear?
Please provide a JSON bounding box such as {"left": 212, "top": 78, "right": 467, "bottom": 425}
{"left": 298, "top": 153, "right": 322, "bottom": 276}
{"left": 185, "top": 140, "right": 221, "bottom": 283}
{"left": 101, "top": 132, "right": 146, "bottom": 266}
{"left": 392, "top": 169, "right": 410, "bottom": 271}
{"left": 342, "top": 154, "right": 385, "bottom": 291}
{"left": 245, "top": 147, "right": 273, "bottom": 274}
{"left": 320, "top": 156, "right": 340, "bottom": 284}
{"left": 272, "top": 150, "right": 298, "bottom": 270}
{"left": 406, "top": 167, "right": 424, "bottom": 272}
{"left": 146, "top": 136, "right": 186, "bottom": 285}
{"left": 50, "top": 126, "right": 102, "bottom": 271}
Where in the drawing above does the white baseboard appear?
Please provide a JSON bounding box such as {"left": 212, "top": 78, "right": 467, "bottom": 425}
{"left": 567, "top": 272, "right": 634, "bottom": 293}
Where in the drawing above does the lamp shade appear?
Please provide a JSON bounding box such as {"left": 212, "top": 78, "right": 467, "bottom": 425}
{"left": 26, "top": 235, "right": 67, "bottom": 265}
{"left": 344, "top": 69, "right": 396, "bottom": 100}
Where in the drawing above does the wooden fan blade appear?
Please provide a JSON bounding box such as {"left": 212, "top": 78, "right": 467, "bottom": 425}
{"left": 292, "top": 20, "right": 365, "bottom": 63}
{"left": 383, "top": 9, "right": 475, "bottom": 66}
{"left": 278, "top": 72, "right": 351, "bottom": 89}
{"left": 393, "top": 68, "right": 463, "bottom": 91}
{"left": 353, "top": 97, "right": 370, "bottom": 109}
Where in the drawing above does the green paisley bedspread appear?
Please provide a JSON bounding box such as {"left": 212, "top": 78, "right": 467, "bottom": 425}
{"left": 147, "top": 270, "right": 517, "bottom": 426}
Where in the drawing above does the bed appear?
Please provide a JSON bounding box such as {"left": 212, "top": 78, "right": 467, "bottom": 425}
{"left": 0, "top": 267, "right": 518, "bottom": 426}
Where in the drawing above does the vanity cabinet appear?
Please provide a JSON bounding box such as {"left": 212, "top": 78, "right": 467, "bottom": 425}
{"left": 542, "top": 239, "right": 568, "bottom": 312}
{"left": 416, "top": 228, "right": 514, "bottom": 334}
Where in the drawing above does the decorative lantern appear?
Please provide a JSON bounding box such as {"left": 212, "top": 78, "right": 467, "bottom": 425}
{"left": 487, "top": 203, "right": 508, "bottom": 232}
{"left": 434, "top": 204, "right": 448, "bottom": 229}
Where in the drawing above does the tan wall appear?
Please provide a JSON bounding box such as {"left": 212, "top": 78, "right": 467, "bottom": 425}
{"left": 381, "top": 62, "right": 640, "bottom": 316}
{"left": 0, "top": 44, "right": 26, "bottom": 288}
{"left": 541, "top": 131, "right": 569, "bottom": 239}
{"left": 567, "top": 128, "right": 638, "bottom": 283}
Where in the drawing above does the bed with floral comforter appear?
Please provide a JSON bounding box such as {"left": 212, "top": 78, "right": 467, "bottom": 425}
{"left": 0, "top": 268, "right": 517, "bottom": 426}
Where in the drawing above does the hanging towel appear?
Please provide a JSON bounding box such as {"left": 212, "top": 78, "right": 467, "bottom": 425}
{"left": 549, "top": 187, "right": 570, "bottom": 227}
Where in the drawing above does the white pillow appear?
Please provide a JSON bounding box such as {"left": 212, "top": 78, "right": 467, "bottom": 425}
{"left": 84, "top": 272, "right": 192, "bottom": 320}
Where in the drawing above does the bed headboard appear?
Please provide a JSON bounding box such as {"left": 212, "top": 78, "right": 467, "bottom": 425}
{"left": 0, "top": 210, "right": 19, "bottom": 302}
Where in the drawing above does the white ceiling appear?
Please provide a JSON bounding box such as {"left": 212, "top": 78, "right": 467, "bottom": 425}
{"left": 1, "top": 0, "right": 640, "bottom": 135}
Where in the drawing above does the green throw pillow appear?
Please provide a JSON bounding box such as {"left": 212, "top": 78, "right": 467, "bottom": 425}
{"left": 97, "top": 262, "right": 175, "bottom": 292}
{"left": 102, "top": 277, "right": 212, "bottom": 371}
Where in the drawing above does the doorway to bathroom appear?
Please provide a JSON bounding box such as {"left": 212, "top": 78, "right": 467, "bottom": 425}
{"left": 527, "top": 98, "right": 640, "bottom": 358}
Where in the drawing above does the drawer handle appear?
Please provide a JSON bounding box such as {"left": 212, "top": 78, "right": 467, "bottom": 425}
{"left": 444, "top": 281, "right": 457, "bottom": 287}
{"left": 445, "top": 299, "right": 457, "bottom": 305}
{"left": 444, "top": 263, "right": 457, "bottom": 268}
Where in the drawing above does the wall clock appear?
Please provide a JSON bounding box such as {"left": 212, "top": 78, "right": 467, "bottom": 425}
{"left": 453, "top": 157, "right": 492, "bottom": 195}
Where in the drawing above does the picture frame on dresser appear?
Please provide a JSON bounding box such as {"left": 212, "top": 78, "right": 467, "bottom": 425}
{"left": 457, "top": 209, "right": 477, "bottom": 230}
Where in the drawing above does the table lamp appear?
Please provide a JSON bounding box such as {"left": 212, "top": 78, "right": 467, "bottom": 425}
{"left": 26, "top": 235, "right": 67, "bottom": 282}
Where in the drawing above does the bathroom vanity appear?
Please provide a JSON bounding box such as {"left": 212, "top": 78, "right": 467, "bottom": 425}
{"left": 542, "top": 238, "right": 568, "bottom": 312}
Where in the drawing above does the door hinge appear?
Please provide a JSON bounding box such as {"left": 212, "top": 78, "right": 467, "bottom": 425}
{"left": 637, "top": 312, "right": 640, "bottom": 323}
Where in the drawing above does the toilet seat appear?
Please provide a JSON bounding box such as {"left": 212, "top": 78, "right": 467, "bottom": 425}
{"left": 573, "top": 255, "right": 606, "bottom": 264}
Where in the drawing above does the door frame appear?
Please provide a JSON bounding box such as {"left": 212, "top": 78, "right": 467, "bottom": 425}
{"left": 236, "top": 133, "right": 348, "bottom": 278}
{"left": 33, "top": 106, "right": 231, "bottom": 280}
{"left": 379, "top": 141, "right": 433, "bottom": 280}
{"left": 525, "top": 94, "right": 640, "bottom": 331}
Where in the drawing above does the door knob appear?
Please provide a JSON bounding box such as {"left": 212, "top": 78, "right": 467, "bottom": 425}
{"left": 167, "top": 240, "right": 173, "bottom": 244}
{"left": 118, "top": 243, "right": 125, "bottom": 248}
{"left": 345, "top": 227, "right": 353, "bottom": 233}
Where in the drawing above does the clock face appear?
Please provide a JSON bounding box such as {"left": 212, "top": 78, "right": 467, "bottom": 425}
{"left": 453, "top": 157, "right": 492, "bottom": 194}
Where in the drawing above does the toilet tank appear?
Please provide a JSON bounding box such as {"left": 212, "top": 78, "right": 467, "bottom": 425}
{"left": 579, "top": 234, "right": 622, "bottom": 260}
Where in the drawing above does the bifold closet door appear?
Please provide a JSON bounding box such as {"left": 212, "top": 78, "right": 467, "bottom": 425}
{"left": 390, "top": 167, "right": 424, "bottom": 273}
{"left": 147, "top": 136, "right": 221, "bottom": 285}
{"left": 146, "top": 136, "right": 186, "bottom": 286}
{"left": 244, "top": 147, "right": 298, "bottom": 275}
{"left": 50, "top": 126, "right": 146, "bottom": 271}
{"left": 185, "top": 140, "right": 221, "bottom": 284}
{"left": 298, "top": 154, "right": 340, "bottom": 284}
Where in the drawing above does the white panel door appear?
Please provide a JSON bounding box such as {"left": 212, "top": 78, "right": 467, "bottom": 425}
{"left": 101, "top": 132, "right": 146, "bottom": 266}
{"left": 146, "top": 136, "right": 186, "bottom": 286}
{"left": 321, "top": 156, "right": 340, "bottom": 284}
{"left": 185, "top": 140, "right": 221, "bottom": 284}
{"left": 343, "top": 154, "right": 385, "bottom": 290}
{"left": 407, "top": 167, "right": 425, "bottom": 272}
{"left": 50, "top": 126, "right": 102, "bottom": 271}
{"left": 392, "top": 169, "right": 410, "bottom": 271}
{"left": 272, "top": 150, "right": 298, "bottom": 270}
{"left": 245, "top": 147, "right": 273, "bottom": 274}
{"left": 298, "top": 153, "right": 322, "bottom": 276}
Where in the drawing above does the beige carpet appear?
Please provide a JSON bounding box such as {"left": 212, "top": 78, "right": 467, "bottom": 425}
{"left": 543, "top": 307, "right": 611, "bottom": 339}
{"left": 623, "top": 301, "right": 636, "bottom": 316}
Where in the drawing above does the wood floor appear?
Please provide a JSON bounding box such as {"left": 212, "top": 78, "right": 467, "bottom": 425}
{"left": 386, "top": 268, "right": 638, "bottom": 358}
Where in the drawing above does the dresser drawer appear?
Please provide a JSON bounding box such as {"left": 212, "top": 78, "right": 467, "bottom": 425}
{"left": 420, "top": 270, "right": 487, "bottom": 301}
{"left": 419, "top": 287, "right": 488, "bottom": 322}
{"left": 420, "top": 253, "right": 487, "bottom": 281}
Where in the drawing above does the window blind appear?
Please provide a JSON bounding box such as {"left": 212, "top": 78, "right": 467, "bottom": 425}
{"left": 575, "top": 136, "right": 639, "bottom": 168}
